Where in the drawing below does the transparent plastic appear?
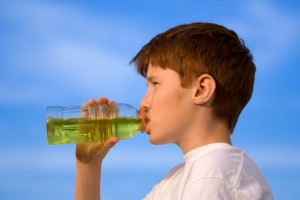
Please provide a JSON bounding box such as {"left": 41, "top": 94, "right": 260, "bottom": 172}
{"left": 46, "top": 103, "right": 145, "bottom": 145}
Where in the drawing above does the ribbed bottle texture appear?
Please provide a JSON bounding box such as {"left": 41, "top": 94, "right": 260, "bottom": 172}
{"left": 46, "top": 103, "right": 145, "bottom": 145}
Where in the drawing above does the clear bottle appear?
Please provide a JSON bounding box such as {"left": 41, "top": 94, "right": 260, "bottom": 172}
{"left": 46, "top": 103, "right": 145, "bottom": 145}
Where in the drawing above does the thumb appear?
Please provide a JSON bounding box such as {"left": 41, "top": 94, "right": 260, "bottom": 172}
{"left": 98, "top": 136, "right": 119, "bottom": 160}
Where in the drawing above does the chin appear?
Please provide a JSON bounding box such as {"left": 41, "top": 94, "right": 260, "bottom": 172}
{"left": 148, "top": 135, "right": 160, "bottom": 145}
{"left": 148, "top": 135, "right": 169, "bottom": 145}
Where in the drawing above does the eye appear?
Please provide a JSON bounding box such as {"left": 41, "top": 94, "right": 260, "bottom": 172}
{"left": 146, "top": 79, "right": 159, "bottom": 88}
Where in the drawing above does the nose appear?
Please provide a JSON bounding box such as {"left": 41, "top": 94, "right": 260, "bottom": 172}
{"left": 140, "top": 90, "right": 151, "bottom": 110}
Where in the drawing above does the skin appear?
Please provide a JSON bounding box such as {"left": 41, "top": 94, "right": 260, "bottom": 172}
{"left": 141, "top": 64, "right": 231, "bottom": 153}
{"left": 75, "top": 97, "right": 119, "bottom": 200}
{"left": 75, "top": 64, "right": 232, "bottom": 199}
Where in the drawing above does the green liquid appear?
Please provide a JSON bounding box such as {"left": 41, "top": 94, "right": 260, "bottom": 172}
{"left": 47, "top": 117, "right": 141, "bottom": 145}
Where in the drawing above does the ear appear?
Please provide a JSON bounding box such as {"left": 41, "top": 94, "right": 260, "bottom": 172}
{"left": 192, "top": 74, "right": 216, "bottom": 105}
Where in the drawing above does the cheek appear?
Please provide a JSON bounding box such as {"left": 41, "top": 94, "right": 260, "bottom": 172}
{"left": 152, "top": 95, "right": 186, "bottom": 128}
{"left": 152, "top": 87, "right": 186, "bottom": 114}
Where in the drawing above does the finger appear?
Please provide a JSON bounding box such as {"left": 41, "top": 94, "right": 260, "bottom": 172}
{"left": 103, "top": 136, "right": 119, "bottom": 151}
{"left": 107, "top": 100, "right": 116, "bottom": 107}
{"left": 98, "top": 136, "right": 119, "bottom": 158}
{"left": 108, "top": 136, "right": 119, "bottom": 145}
{"left": 96, "top": 97, "right": 110, "bottom": 117}
{"left": 76, "top": 142, "right": 103, "bottom": 163}
{"left": 88, "top": 98, "right": 97, "bottom": 107}
{"left": 81, "top": 103, "right": 88, "bottom": 117}
{"left": 97, "top": 97, "right": 109, "bottom": 105}
{"left": 107, "top": 101, "right": 119, "bottom": 118}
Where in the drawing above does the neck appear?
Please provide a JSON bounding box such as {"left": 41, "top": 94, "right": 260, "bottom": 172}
{"left": 178, "top": 117, "right": 232, "bottom": 154}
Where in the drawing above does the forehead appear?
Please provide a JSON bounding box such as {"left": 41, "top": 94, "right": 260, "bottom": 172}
{"left": 146, "top": 64, "right": 182, "bottom": 82}
{"left": 146, "top": 64, "right": 170, "bottom": 81}
{"left": 146, "top": 64, "right": 160, "bottom": 77}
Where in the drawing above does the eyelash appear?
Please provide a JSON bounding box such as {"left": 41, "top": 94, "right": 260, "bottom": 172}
{"left": 146, "top": 81, "right": 159, "bottom": 87}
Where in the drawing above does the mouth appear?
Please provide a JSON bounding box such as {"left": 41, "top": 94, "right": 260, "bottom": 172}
{"left": 141, "top": 109, "right": 150, "bottom": 134}
{"left": 145, "top": 118, "right": 150, "bottom": 135}
{"left": 145, "top": 117, "right": 150, "bottom": 124}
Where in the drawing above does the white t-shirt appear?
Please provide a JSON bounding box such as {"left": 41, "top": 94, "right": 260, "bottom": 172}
{"left": 143, "top": 143, "right": 273, "bottom": 200}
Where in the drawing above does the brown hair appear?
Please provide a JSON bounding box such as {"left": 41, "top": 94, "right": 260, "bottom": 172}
{"left": 130, "top": 22, "right": 256, "bottom": 133}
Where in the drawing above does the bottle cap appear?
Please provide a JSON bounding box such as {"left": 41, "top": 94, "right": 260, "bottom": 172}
{"left": 140, "top": 108, "right": 145, "bottom": 133}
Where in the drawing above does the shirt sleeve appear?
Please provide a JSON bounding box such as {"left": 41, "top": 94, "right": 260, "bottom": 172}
{"left": 143, "top": 164, "right": 184, "bottom": 200}
{"left": 181, "top": 177, "right": 232, "bottom": 200}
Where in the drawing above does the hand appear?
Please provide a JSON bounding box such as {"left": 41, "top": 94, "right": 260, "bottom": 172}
{"left": 75, "top": 97, "right": 119, "bottom": 164}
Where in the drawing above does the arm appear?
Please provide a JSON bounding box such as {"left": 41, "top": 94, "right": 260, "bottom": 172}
{"left": 75, "top": 97, "right": 119, "bottom": 200}
{"left": 75, "top": 154, "right": 101, "bottom": 200}
{"left": 75, "top": 137, "right": 118, "bottom": 200}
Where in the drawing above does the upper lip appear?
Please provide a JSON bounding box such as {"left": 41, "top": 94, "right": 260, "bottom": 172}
{"left": 144, "top": 115, "right": 150, "bottom": 134}
{"left": 145, "top": 115, "right": 150, "bottom": 126}
{"left": 144, "top": 110, "right": 150, "bottom": 123}
{"left": 145, "top": 116, "right": 150, "bottom": 123}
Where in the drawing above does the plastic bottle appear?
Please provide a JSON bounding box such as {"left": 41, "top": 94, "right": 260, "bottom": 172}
{"left": 46, "top": 103, "right": 145, "bottom": 145}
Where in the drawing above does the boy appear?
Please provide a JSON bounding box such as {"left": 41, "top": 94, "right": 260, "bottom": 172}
{"left": 75, "top": 22, "right": 274, "bottom": 199}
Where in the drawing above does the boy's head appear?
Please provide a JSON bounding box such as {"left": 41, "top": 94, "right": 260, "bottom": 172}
{"left": 131, "top": 22, "right": 256, "bottom": 133}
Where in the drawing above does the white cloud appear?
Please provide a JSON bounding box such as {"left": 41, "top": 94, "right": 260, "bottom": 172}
{"left": 103, "top": 148, "right": 183, "bottom": 170}
{"left": 248, "top": 146, "right": 300, "bottom": 170}
{"left": 2, "top": 0, "right": 298, "bottom": 106}
{"left": 225, "top": 0, "right": 300, "bottom": 72}
{"left": 0, "top": 83, "right": 49, "bottom": 103}
{"left": 1, "top": 145, "right": 299, "bottom": 173}
{"left": 0, "top": 148, "right": 75, "bottom": 172}
{"left": 0, "top": 0, "right": 146, "bottom": 104}
{"left": 0, "top": 147, "right": 182, "bottom": 172}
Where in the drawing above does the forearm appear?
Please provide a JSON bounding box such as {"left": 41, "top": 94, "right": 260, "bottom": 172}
{"left": 75, "top": 159, "right": 102, "bottom": 200}
{"left": 74, "top": 99, "right": 119, "bottom": 200}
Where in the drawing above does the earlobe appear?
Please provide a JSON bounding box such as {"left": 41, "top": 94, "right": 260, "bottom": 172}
{"left": 193, "top": 74, "right": 216, "bottom": 105}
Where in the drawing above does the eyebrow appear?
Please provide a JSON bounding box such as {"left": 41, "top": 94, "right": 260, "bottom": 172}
{"left": 146, "top": 76, "right": 157, "bottom": 82}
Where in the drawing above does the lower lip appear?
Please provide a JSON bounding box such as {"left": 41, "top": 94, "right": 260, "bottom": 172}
{"left": 145, "top": 122, "right": 150, "bottom": 134}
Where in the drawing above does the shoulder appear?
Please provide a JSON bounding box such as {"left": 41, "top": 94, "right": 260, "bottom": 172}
{"left": 186, "top": 144, "right": 267, "bottom": 183}
{"left": 185, "top": 143, "right": 244, "bottom": 181}
{"left": 185, "top": 144, "right": 273, "bottom": 199}
{"left": 143, "top": 163, "right": 185, "bottom": 200}
{"left": 164, "top": 163, "right": 184, "bottom": 179}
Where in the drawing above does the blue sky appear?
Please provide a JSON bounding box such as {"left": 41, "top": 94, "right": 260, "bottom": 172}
{"left": 0, "top": 0, "right": 300, "bottom": 199}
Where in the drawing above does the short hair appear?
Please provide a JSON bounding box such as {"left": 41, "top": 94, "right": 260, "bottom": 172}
{"left": 130, "top": 22, "right": 256, "bottom": 133}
